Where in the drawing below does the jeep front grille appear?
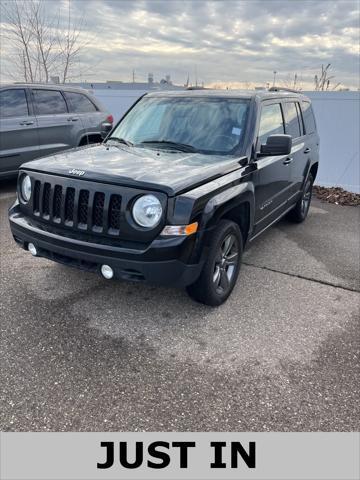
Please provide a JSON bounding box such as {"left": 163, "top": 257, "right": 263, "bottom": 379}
{"left": 108, "top": 194, "right": 121, "bottom": 230}
{"left": 65, "top": 187, "right": 75, "bottom": 222}
{"left": 33, "top": 181, "right": 41, "bottom": 213}
{"left": 43, "top": 183, "right": 51, "bottom": 216}
{"left": 92, "top": 192, "right": 105, "bottom": 227}
{"left": 53, "top": 185, "right": 62, "bottom": 219}
{"left": 31, "top": 180, "right": 122, "bottom": 236}
{"left": 78, "top": 189, "right": 89, "bottom": 225}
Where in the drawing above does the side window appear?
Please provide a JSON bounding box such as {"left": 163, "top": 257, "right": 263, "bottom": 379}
{"left": 258, "top": 103, "right": 284, "bottom": 146}
{"left": 302, "top": 101, "right": 316, "bottom": 134}
{"left": 64, "top": 92, "right": 97, "bottom": 113}
{"left": 33, "top": 89, "right": 67, "bottom": 115}
{"left": 283, "top": 102, "right": 301, "bottom": 138}
{"left": 0, "top": 89, "right": 28, "bottom": 118}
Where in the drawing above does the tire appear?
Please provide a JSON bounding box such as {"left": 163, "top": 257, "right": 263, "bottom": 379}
{"left": 288, "top": 173, "right": 314, "bottom": 223}
{"left": 186, "top": 220, "right": 243, "bottom": 306}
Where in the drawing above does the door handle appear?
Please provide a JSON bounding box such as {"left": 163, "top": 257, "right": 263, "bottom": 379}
{"left": 283, "top": 157, "right": 293, "bottom": 165}
{"left": 67, "top": 117, "right": 79, "bottom": 122}
{"left": 303, "top": 147, "right": 311, "bottom": 154}
{"left": 19, "top": 120, "right": 34, "bottom": 126}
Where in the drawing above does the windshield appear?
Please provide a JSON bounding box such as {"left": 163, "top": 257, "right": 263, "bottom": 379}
{"left": 108, "top": 96, "right": 250, "bottom": 155}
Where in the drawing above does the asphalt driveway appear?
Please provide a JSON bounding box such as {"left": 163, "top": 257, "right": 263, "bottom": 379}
{"left": 1, "top": 180, "right": 359, "bottom": 431}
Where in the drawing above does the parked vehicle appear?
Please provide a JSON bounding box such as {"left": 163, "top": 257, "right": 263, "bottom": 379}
{"left": 9, "top": 88, "right": 319, "bottom": 305}
{"left": 0, "top": 84, "right": 113, "bottom": 178}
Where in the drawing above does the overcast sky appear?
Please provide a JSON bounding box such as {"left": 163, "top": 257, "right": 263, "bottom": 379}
{"left": 1, "top": 0, "right": 359, "bottom": 89}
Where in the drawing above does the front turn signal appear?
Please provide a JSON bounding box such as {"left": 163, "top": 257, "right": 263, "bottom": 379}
{"left": 161, "top": 222, "right": 198, "bottom": 236}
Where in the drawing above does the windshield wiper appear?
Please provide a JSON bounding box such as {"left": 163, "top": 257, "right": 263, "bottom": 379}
{"left": 106, "top": 137, "right": 133, "bottom": 147}
{"left": 137, "top": 140, "right": 198, "bottom": 153}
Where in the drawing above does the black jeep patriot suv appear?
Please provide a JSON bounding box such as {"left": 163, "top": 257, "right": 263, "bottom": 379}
{"left": 9, "top": 89, "right": 319, "bottom": 306}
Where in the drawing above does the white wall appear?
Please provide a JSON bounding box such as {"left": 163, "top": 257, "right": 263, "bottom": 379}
{"left": 305, "top": 91, "right": 359, "bottom": 193}
{"left": 90, "top": 89, "right": 148, "bottom": 122}
{"left": 91, "top": 89, "right": 360, "bottom": 193}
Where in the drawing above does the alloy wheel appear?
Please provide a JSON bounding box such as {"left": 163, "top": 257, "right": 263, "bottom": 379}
{"left": 213, "top": 233, "right": 239, "bottom": 294}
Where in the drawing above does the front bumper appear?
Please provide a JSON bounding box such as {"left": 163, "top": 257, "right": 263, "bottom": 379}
{"left": 9, "top": 204, "right": 205, "bottom": 287}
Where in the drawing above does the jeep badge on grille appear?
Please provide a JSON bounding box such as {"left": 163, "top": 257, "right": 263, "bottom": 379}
{"left": 69, "top": 168, "right": 85, "bottom": 176}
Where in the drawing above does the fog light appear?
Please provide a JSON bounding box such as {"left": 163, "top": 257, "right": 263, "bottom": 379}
{"left": 28, "top": 243, "right": 37, "bottom": 256}
{"left": 101, "top": 264, "right": 114, "bottom": 279}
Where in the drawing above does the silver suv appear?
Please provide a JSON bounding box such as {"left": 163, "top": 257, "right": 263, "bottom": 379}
{"left": 0, "top": 84, "right": 112, "bottom": 178}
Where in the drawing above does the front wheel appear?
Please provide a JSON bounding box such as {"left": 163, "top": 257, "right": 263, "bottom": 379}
{"left": 186, "top": 220, "right": 243, "bottom": 306}
{"left": 288, "top": 173, "right": 314, "bottom": 223}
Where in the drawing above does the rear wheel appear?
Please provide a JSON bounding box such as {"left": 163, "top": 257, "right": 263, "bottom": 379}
{"left": 288, "top": 173, "right": 314, "bottom": 223}
{"left": 187, "top": 220, "right": 243, "bottom": 306}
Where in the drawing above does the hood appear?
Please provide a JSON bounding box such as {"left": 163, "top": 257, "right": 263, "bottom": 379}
{"left": 21, "top": 144, "right": 243, "bottom": 196}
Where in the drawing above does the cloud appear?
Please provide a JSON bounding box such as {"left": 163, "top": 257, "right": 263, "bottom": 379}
{"left": 1, "top": 0, "right": 358, "bottom": 88}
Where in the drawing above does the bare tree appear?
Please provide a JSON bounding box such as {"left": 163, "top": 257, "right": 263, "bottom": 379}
{"left": 57, "top": 1, "right": 86, "bottom": 83}
{"left": 1, "top": 0, "right": 86, "bottom": 83}
{"left": 314, "top": 64, "right": 341, "bottom": 91}
{"left": 281, "top": 73, "right": 303, "bottom": 91}
{"left": 1, "top": 0, "right": 35, "bottom": 82}
{"left": 28, "top": 0, "right": 58, "bottom": 83}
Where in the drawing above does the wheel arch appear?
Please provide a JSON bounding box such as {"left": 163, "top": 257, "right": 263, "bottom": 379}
{"left": 309, "top": 162, "right": 319, "bottom": 181}
{"left": 201, "top": 182, "right": 255, "bottom": 247}
{"left": 220, "top": 201, "right": 251, "bottom": 245}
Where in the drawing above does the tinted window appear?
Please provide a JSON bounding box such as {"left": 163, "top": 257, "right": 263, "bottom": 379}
{"left": 283, "top": 102, "right": 301, "bottom": 138}
{"left": 258, "top": 103, "right": 284, "bottom": 145}
{"left": 302, "top": 101, "right": 316, "bottom": 134}
{"left": 33, "top": 89, "right": 67, "bottom": 115}
{"left": 0, "top": 89, "right": 28, "bottom": 118}
{"left": 65, "top": 92, "right": 97, "bottom": 113}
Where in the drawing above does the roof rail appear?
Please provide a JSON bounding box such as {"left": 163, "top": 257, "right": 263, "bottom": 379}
{"left": 268, "top": 86, "right": 301, "bottom": 93}
{"left": 186, "top": 86, "right": 207, "bottom": 90}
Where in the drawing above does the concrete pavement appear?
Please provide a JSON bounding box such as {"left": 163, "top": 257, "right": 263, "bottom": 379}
{"left": 1, "top": 182, "right": 359, "bottom": 431}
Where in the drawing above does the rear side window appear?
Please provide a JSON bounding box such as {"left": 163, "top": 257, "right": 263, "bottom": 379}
{"left": 302, "top": 101, "right": 316, "bottom": 134}
{"left": 258, "top": 103, "right": 284, "bottom": 146}
{"left": 65, "top": 92, "right": 97, "bottom": 113}
{"left": 0, "top": 89, "right": 28, "bottom": 117}
{"left": 283, "top": 102, "right": 301, "bottom": 138}
{"left": 33, "top": 89, "right": 67, "bottom": 115}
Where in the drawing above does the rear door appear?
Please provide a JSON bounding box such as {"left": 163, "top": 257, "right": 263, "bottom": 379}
{"left": 31, "top": 88, "right": 77, "bottom": 157}
{"left": 282, "top": 100, "right": 308, "bottom": 201}
{"left": 252, "top": 101, "right": 292, "bottom": 236}
{"left": 63, "top": 91, "right": 104, "bottom": 141}
{"left": 0, "top": 87, "right": 39, "bottom": 175}
{"left": 301, "top": 100, "right": 320, "bottom": 174}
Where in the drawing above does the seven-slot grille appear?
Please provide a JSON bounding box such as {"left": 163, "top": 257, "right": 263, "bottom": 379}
{"left": 31, "top": 180, "right": 122, "bottom": 235}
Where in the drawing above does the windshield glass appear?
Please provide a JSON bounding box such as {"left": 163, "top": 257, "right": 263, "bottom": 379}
{"left": 109, "top": 96, "right": 250, "bottom": 155}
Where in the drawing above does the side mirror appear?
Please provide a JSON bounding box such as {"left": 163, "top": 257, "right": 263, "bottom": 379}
{"left": 260, "top": 134, "right": 292, "bottom": 156}
{"left": 101, "top": 122, "right": 113, "bottom": 140}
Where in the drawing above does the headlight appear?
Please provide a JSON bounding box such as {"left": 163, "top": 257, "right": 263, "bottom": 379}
{"left": 20, "top": 175, "right": 31, "bottom": 203}
{"left": 132, "top": 194, "right": 162, "bottom": 228}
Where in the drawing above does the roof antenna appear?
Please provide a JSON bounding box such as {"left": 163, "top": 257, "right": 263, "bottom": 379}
{"left": 273, "top": 70, "right": 277, "bottom": 87}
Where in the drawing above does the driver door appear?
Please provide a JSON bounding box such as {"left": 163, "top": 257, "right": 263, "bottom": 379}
{"left": 252, "top": 101, "right": 293, "bottom": 237}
